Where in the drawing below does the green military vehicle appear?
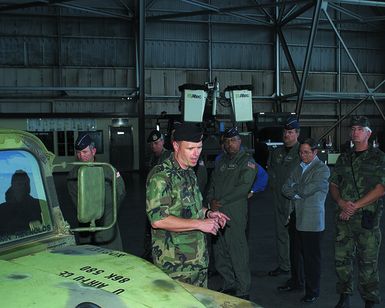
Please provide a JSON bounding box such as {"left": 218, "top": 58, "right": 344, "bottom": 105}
{"left": 0, "top": 129, "right": 258, "bottom": 307}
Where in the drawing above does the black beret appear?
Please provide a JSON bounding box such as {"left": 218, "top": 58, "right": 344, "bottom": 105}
{"left": 284, "top": 116, "right": 300, "bottom": 130}
{"left": 350, "top": 116, "right": 370, "bottom": 128}
{"left": 75, "top": 133, "right": 93, "bottom": 151}
{"left": 224, "top": 127, "right": 240, "bottom": 138}
{"left": 173, "top": 122, "right": 203, "bottom": 142}
{"left": 147, "top": 130, "right": 163, "bottom": 143}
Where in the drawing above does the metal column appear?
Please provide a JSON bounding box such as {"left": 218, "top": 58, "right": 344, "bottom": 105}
{"left": 274, "top": 1, "right": 281, "bottom": 112}
{"left": 138, "top": 0, "right": 145, "bottom": 173}
{"left": 295, "top": 0, "right": 322, "bottom": 117}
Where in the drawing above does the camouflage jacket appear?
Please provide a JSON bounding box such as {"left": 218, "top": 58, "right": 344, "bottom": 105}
{"left": 146, "top": 153, "right": 208, "bottom": 269}
{"left": 329, "top": 146, "right": 385, "bottom": 212}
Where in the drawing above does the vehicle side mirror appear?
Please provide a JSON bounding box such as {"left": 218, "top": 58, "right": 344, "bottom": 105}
{"left": 77, "top": 165, "right": 105, "bottom": 225}
{"left": 54, "top": 161, "right": 118, "bottom": 233}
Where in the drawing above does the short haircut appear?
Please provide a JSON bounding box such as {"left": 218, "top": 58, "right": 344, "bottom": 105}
{"left": 88, "top": 141, "right": 96, "bottom": 149}
{"left": 283, "top": 128, "right": 300, "bottom": 134}
{"left": 300, "top": 138, "right": 318, "bottom": 151}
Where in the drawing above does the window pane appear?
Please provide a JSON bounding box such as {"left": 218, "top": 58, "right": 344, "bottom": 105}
{"left": 0, "top": 150, "right": 52, "bottom": 242}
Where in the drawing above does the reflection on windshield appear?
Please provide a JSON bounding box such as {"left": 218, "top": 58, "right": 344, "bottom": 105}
{"left": 0, "top": 150, "right": 52, "bottom": 242}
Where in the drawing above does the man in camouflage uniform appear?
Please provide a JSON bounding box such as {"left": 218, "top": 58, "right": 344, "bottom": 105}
{"left": 146, "top": 122, "right": 229, "bottom": 287}
{"left": 330, "top": 116, "right": 385, "bottom": 308}
{"left": 67, "top": 133, "right": 126, "bottom": 250}
{"left": 143, "top": 129, "right": 171, "bottom": 261}
{"left": 206, "top": 127, "right": 257, "bottom": 299}
{"left": 171, "top": 122, "right": 207, "bottom": 195}
{"left": 267, "top": 117, "right": 301, "bottom": 277}
{"left": 146, "top": 129, "right": 171, "bottom": 171}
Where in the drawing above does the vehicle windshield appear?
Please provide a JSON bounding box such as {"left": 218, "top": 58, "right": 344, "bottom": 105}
{"left": 0, "top": 150, "right": 52, "bottom": 243}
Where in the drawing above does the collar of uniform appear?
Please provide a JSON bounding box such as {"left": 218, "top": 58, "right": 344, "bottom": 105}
{"left": 300, "top": 155, "right": 318, "bottom": 169}
{"left": 285, "top": 142, "right": 300, "bottom": 158}
{"left": 352, "top": 143, "right": 372, "bottom": 152}
{"left": 170, "top": 152, "right": 191, "bottom": 172}
{"left": 225, "top": 147, "right": 246, "bottom": 160}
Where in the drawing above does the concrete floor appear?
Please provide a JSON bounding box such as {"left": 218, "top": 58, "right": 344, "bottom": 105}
{"left": 55, "top": 172, "right": 385, "bottom": 308}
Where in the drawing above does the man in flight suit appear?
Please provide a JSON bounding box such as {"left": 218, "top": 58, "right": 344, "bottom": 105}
{"left": 267, "top": 116, "right": 301, "bottom": 277}
{"left": 207, "top": 127, "right": 257, "bottom": 299}
{"left": 67, "top": 133, "right": 126, "bottom": 250}
{"left": 146, "top": 129, "right": 170, "bottom": 171}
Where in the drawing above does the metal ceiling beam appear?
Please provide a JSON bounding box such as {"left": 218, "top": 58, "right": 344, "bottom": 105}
{"left": 328, "top": 2, "right": 363, "bottom": 21}
{"left": 274, "top": 1, "right": 282, "bottom": 111}
{"left": 149, "top": 1, "right": 272, "bottom": 26}
{"left": 330, "top": 0, "right": 385, "bottom": 8}
{"left": 277, "top": 28, "right": 301, "bottom": 91}
{"left": 116, "top": 0, "right": 132, "bottom": 13}
{"left": 0, "top": 0, "right": 48, "bottom": 12}
{"left": 373, "top": 79, "right": 385, "bottom": 93}
{"left": 253, "top": 0, "right": 273, "bottom": 21}
{"left": 146, "top": 0, "right": 158, "bottom": 10}
{"left": 372, "top": 97, "right": 385, "bottom": 121}
{"left": 281, "top": 1, "right": 315, "bottom": 26}
{"left": 0, "top": 86, "right": 136, "bottom": 91}
{"left": 0, "top": 112, "right": 138, "bottom": 118}
{"left": 53, "top": 3, "right": 133, "bottom": 20}
{"left": 325, "top": 3, "right": 385, "bottom": 32}
{"left": 147, "top": 0, "right": 310, "bottom": 25}
{"left": 137, "top": 0, "right": 145, "bottom": 173}
{"left": 323, "top": 7, "right": 370, "bottom": 93}
{"left": 299, "top": 92, "right": 385, "bottom": 100}
{"left": 281, "top": 4, "right": 299, "bottom": 23}
{"left": 295, "top": 0, "right": 323, "bottom": 117}
{"left": 318, "top": 95, "right": 370, "bottom": 140}
{"left": 3, "top": 90, "right": 385, "bottom": 103}
{"left": 276, "top": 0, "right": 286, "bottom": 23}
{"left": 0, "top": 0, "right": 134, "bottom": 20}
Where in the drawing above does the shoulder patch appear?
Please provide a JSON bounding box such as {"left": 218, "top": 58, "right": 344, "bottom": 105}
{"left": 248, "top": 161, "right": 256, "bottom": 169}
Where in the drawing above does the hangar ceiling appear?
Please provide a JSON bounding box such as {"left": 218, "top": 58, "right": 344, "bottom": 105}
{"left": 0, "top": 0, "right": 385, "bottom": 123}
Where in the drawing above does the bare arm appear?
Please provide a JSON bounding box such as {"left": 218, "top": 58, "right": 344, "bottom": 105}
{"left": 330, "top": 183, "right": 352, "bottom": 220}
{"left": 329, "top": 182, "right": 353, "bottom": 210}
{"left": 354, "top": 184, "right": 385, "bottom": 209}
{"left": 330, "top": 182, "right": 385, "bottom": 220}
{"left": 151, "top": 216, "right": 217, "bottom": 235}
{"left": 152, "top": 208, "right": 229, "bottom": 235}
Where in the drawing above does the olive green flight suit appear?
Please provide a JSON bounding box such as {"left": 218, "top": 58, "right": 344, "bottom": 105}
{"left": 67, "top": 164, "right": 126, "bottom": 251}
{"left": 206, "top": 149, "right": 257, "bottom": 296}
{"left": 268, "top": 142, "right": 300, "bottom": 271}
{"left": 194, "top": 158, "right": 208, "bottom": 195}
{"left": 147, "top": 148, "right": 171, "bottom": 171}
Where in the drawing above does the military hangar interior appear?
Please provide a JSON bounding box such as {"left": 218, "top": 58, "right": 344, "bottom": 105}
{"left": 1, "top": 0, "right": 385, "bottom": 307}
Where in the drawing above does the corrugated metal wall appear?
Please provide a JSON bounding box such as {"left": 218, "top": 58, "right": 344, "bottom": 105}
{"left": 0, "top": 1, "right": 384, "bottom": 117}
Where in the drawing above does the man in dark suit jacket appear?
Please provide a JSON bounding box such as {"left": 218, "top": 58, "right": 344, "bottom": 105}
{"left": 279, "top": 138, "right": 330, "bottom": 304}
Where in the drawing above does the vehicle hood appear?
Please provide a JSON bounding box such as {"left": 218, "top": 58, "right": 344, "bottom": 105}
{"left": 0, "top": 245, "right": 259, "bottom": 308}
